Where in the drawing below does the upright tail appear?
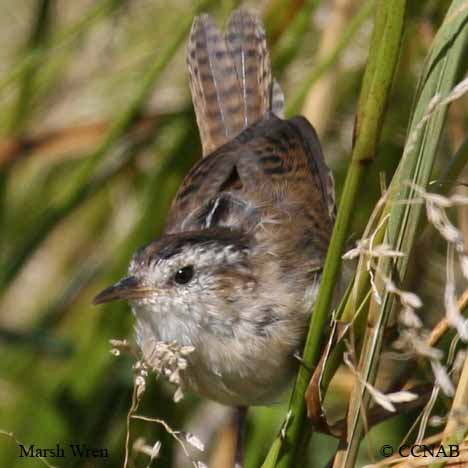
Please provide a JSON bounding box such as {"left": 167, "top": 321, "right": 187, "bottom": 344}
{"left": 187, "top": 9, "right": 284, "bottom": 156}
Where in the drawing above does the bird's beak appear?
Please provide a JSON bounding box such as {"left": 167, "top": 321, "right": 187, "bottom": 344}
{"left": 93, "top": 276, "right": 155, "bottom": 305}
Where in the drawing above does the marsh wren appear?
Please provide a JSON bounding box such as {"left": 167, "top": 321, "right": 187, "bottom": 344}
{"left": 94, "top": 9, "right": 334, "bottom": 411}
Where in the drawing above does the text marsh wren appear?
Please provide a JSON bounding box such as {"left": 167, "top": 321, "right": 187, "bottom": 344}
{"left": 93, "top": 7, "right": 335, "bottom": 457}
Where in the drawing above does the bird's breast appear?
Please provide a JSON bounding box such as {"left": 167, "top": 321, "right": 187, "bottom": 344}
{"left": 132, "top": 297, "right": 312, "bottom": 406}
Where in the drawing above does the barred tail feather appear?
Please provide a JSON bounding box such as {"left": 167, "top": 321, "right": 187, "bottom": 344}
{"left": 271, "top": 79, "right": 285, "bottom": 119}
{"left": 225, "top": 10, "right": 271, "bottom": 126}
{"left": 188, "top": 14, "right": 244, "bottom": 156}
{"left": 188, "top": 9, "right": 285, "bottom": 156}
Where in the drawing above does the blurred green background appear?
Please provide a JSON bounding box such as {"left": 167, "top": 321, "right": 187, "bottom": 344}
{"left": 0, "top": 0, "right": 465, "bottom": 467}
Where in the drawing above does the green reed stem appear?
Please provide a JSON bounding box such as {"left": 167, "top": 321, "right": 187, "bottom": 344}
{"left": 336, "top": 2, "right": 468, "bottom": 466}
{"left": 262, "top": 2, "right": 407, "bottom": 467}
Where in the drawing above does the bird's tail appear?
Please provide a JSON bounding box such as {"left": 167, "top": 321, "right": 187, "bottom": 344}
{"left": 187, "top": 9, "right": 284, "bottom": 156}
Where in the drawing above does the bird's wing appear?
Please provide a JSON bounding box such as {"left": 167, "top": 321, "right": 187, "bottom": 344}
{"left": 234, "top": 113, "right": 335, "bottom": 264}
{"left": 165, "top": 114, "right": 335, "bottom": 251}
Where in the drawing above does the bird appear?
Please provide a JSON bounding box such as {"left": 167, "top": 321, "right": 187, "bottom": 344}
{"left": 93, "top": 9, "right": 335, "bottom": 467}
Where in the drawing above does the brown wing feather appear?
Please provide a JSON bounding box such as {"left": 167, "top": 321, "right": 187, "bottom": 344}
{"left": 288, "top": 116, "right": 336, "bottom": 221}
{"left": 166, "top": 114, "right": 334, "bottom": 243}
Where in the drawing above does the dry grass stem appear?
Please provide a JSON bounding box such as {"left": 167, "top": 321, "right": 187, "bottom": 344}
{"left": 132, "top": 415, "right": 206, "bottom": 468}
{"left": 110, "top": 337, "right": 202, "bottom": 467}
{"left": 428, "top": 288, "right": 468, "bottom": 346}
{"left": 405, "top": 76, "right": 468, "bottom": 156}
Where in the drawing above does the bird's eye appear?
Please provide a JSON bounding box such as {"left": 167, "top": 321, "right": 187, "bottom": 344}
{"left": 174, "top": 266, "right": 194, "bottom": 285}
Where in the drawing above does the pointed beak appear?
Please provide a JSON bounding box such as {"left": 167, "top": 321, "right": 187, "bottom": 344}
{"left": 93, "top": 276, "right": 155, "bottom": 305}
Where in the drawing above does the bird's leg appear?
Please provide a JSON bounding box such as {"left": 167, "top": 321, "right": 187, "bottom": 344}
{"left": 233, "top": 406, "right": 248, "bottom": 468}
